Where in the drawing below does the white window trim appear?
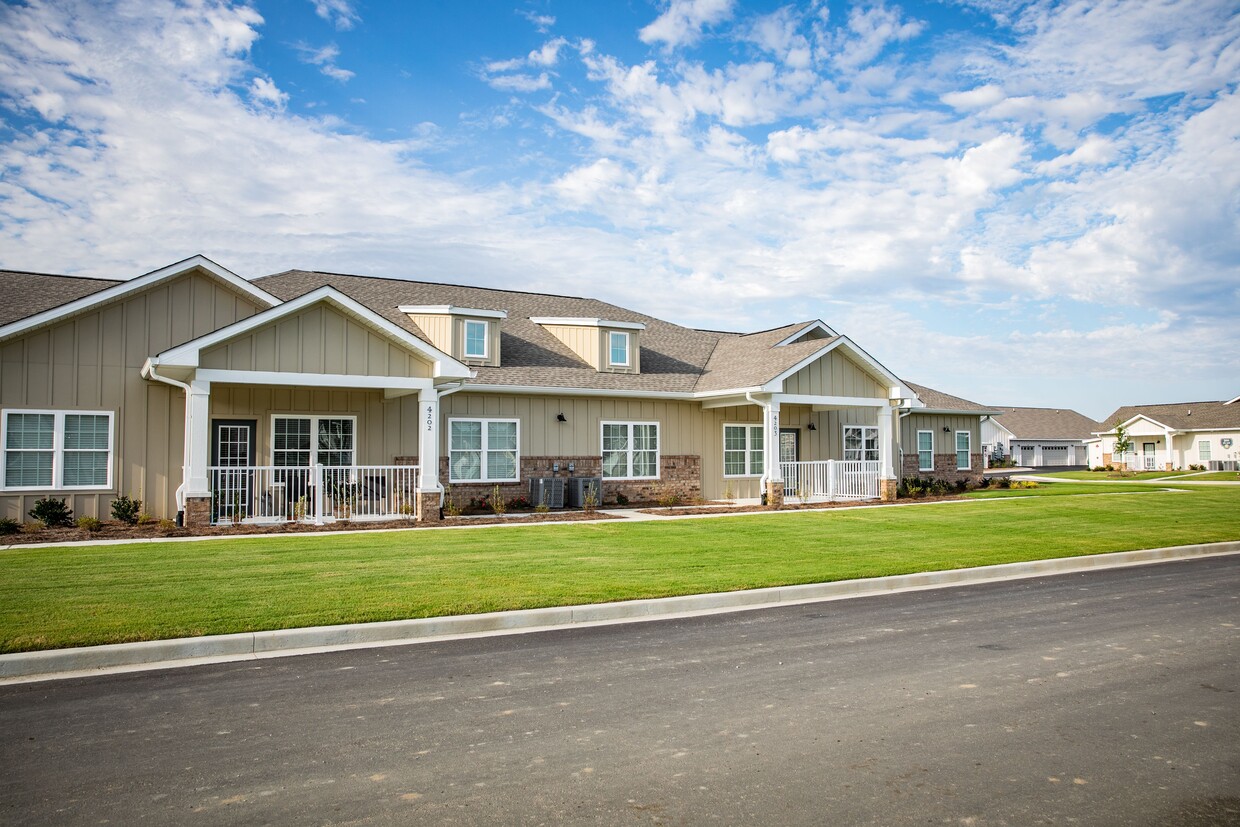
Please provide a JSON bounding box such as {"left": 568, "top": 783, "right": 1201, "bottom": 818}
{"left": 722, "top": 423, "right": 763, "bottom": 478}
{"left": 608, "top": 331, "right": 630, "bottom": 367}
{"left": 448, "top": 417, "right": 521, "bottom": 483}
{"left": 269, "top": 414, "right": 358, "bottom": 467}
{"left": 464, "top": 319, "right": 489, "bottom": 360}
{"left": 1, "top": 409, "right": 115, "bottom": 491}
{"left": 601, "top": 420, "right": 661, "bottom": 480}
{"left": 956, "top": 430, "right": 972, "bottom": 470}
{"left": 917, "top": 430, "right": 934, "bottom": 472}
{"left": 842, "top": 424, "right": 879, "bottom": 462}
{"left": 1198, "top": 439, "right": 1211, "bottom": 461}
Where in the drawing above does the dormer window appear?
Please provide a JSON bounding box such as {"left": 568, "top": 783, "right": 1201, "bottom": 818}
{"left": 464, "top": 320, "right": 488, "bottom": 359}
{"left": 608, "top": 331, "right": 630, "bottom": 367}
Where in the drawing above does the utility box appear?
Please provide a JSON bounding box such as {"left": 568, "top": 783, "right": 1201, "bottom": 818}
{"left": 529, "top": 477, "right": 566, "bottom": 509}
{"left": 567, "top": 476, "right": 603, "bottom": 508}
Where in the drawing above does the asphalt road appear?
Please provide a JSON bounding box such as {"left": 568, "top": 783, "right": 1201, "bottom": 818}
{"left": 3, "top": 557, "right": 1238, "bottom": 826}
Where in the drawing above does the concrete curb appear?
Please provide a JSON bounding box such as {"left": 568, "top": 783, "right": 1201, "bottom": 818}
{"left": 3, "top": 541, "right": 1238, "bottom": 684}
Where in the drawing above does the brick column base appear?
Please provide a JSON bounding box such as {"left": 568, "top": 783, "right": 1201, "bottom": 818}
{"left": 765, "top": 480, "right": 785, "bottom": 508}
{"left": 879, "top": 478, "right": 898, "bottom": 502}
{"left": 184, "top": 496, "right": 211, "bottom": 527}
{"left": 418, "top": 491, "right": 443, "bottom": 523}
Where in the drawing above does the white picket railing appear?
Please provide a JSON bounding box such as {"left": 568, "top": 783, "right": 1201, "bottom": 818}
{"left": 780, "top": 460, "right": 881, "bottom": 502}
{"left": 208, "top": 464, "right": 420, "bottom": 525}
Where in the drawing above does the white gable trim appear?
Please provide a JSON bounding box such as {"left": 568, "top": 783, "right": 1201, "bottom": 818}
{"left": 1109, "top": 413, "right": 1176, "bottom": 433}
{"left": 530, "top": 317, "right": 646, "bottom": 331}
{"left": 154, "top": 285, "right": 472, "bottom": 379}
{"left": 774, "top": 320, "right": 837, "bottom": 346}
{"left": 0, "top": 255, "right": 280, "bottom": 344}
{"left": 399, "top": 305, "right": 509, "bottom": 319}
{"left": 761, "top": 336, "right": 912, "bottom": 400}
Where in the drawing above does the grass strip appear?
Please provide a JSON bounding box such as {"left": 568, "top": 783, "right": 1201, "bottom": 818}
{"left": 2, "top": 486, "right": 1238, "bottom": 653}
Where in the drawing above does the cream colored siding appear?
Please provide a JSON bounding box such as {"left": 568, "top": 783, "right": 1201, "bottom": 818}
{"left": 0, "top": 270, "right": 263, "bottom": 520}
{"left": 209, "top": 386, "right": 422, "bottom": 467}
{"left": 541, "top": 324, "right": 601, "bottom": 369}
{"left": 899, "top": 413, "right": 981, "bottom": 462}
{"left": 782, "top": 350, "right": 887, "bottom": 397}
{"left": 600, "top": 328, "right": 640, "bottom": 374}
{"left": 201, "top": 305, "right": 431, "bottom": 378}
{"left": 407, "top": 313, "right": 453, "bottom": 355}
{"left": 452, "top": 316, "right": 501, "bottom": 367}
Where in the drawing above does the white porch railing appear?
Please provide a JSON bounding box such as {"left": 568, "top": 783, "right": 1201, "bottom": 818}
{"left": 780, "top": 460, "right": 881, "bottom": 502}
{"left": 1113, "top": 451, "right": 1164, "bottom": 472}
{"left": 208, "top": 464, "right": 420, "bottom": 526}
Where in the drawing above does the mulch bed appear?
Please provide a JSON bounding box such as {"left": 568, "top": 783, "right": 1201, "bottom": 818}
{"left": 0, "top": 509, "right": 621, "bottom": 546}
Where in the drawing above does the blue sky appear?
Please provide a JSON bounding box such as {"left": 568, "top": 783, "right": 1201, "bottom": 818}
{"left": 1, "top": 0, "right": 1237, "bottom": 419}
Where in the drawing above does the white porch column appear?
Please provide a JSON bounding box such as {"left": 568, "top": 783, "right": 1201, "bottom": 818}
{"left": 184, "top": 379, "right": 211, "bottom": 497}
{"left": 418, "top": 386, "right": 442, "bottom": 494}
{"left": 877, "top": 405, "right": 895, "bottom": 481}
{"left": 1165, "top": 428, "right": 1175, "bottom": 470}
{"left": 763, "top": 397, "right": 782, "bottom": 483}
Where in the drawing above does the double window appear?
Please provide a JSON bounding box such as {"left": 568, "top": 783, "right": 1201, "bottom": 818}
{"left": 723, "top": 424, "right": 763, "bottom": 477}
{"left": 956, "top": 431, "right": 971, "bottom": 470}
{"left": 464, "top": 320, "right": 488, "bottom": 359}
{"left": 449, "top": 418, "right": 519, "bottom": 482}
{"left": 2, "top": 410, "right": 114, "bottom": 490}
{"left": 843, "top": 425, "right": 879, "bottom": 462}
{"left": 608, "top": 331, "right": 630, "bottom": 367}
{"left": 917, "top": 430, "right": 934, "bottom": 472}
{"left": 272, "top": 416, "right": 355, "bottom": 467}
{"left": 602, "top": 421, "right": 659, "bottom": 479}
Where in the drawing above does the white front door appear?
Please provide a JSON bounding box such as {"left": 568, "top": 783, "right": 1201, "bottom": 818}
{"left": 213, "top": 420, "right": 255, "bottom": 521}
{"left": 1143, "top": 442, "right": 1157, "bottom": 471}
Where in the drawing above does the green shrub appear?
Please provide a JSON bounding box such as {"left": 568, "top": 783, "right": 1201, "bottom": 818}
{"left": 997, "top": 476, "right": 1012, "bottom": 489}
{"left": 76, "top": 516, "right": 103, "bottom": 533}
{"left": 137, "top": 513, "right": 156, "bottom": 525}
{"left": 0, "top": 516, "right": 19, "bottom": 535}
{"left": 29, "top": 497, "right": 74, "bottom": 528}
{"left": 110, "top": 495, "right": 143, "bottom": 525}
{"left": 615, "top": 492, "right": 629, "bottom": 507}
{"left": 157, "top": 518, "right": 179, "bottom": 534}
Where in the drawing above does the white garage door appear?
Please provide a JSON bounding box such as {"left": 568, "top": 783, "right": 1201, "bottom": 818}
{"left": 1040, "top": 445, "right": 1070, "bottom": 466}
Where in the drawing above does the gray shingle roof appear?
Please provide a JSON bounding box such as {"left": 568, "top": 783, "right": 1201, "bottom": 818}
{"left": 904, "top": 382, "right": 993, "bottom": 413}
{"left": 1097, "top": 399, "right": 1240, "bottom": 432}
{"left": 694, "top": 324, "right": 839, "bottom": 393}
{"left": 990, "top": 406, "right": 1100, "bottom": 440}
{"left": 0, "top": 270, "right": 123, "bottom": 326}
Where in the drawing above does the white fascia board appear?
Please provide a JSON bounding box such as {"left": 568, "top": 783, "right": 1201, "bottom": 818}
{"left": 0, "top": 254, "right": 280, "bottom": 344}
{"left": 399, "top": 305, "right": 508, "bottom": 319}
{"left": 1227, "top": 395, "right": 1239, "bottom": 405}
{"left": 774, "top": 320, "right": 838, "bottom": 346}
{"left": 1115, "top": 413, "right": 1174, "bottom": 432}
{"left": 775, "top": 393, "right": 889, "bottom": 408}
{"left": 910, "top": 407, "right": 1003, "bottom": 416}
{"left": 156, "top": 286, "right": 472, "bottom": 379}
{"left": 194, "top": 369, "right": 433, "bottom": 390}
{"left": 452, "top": 383, "right": 689, "bottom": 400}
{"left": 529, "top": 317, "right": 646, "bottom": 331}
{"left": 761, "top": 336, "right": 906, "bottom": 396}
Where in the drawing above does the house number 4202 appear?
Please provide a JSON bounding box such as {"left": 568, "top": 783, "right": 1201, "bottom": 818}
{"left": 425, "top": 405, "right": 434, "bottom": 431}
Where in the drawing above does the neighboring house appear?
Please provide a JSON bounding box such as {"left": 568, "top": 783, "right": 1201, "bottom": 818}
{"left": 1091, "top": 398, "right": 1240, "bottom": 472}
{"left": 900, "top": 383, "right": 998, "bottom": 484}
{"left": 982, "top": 407, "right": 1100, "bottom": 467}
{"left": 0, "top": 256, "right": 990, "bottom": 526}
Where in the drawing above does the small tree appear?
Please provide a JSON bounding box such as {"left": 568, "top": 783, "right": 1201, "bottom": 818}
{"left": 1113, "top": 422, "right": 1133, "bottom": 475}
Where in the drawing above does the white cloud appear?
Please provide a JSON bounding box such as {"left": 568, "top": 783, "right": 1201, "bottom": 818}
{"left": 518, "top": 10, "right": 556, "bottom": 33}
{"left": 249, "top": 76, "right": 288, "bottom": 110}
{"left": 639, "top": 0, "right": 736, "bottom": 49}
{"left": 485, "top": 72, "right": 551, "bottom": 93}
{"left": 294, "top": 42, "right": 354, "bottom": 82}
{"left": 310, "top": 0, "right": 360, "bottom": 31}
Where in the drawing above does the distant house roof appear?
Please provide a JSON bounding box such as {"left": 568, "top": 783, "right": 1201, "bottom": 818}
{"left": 904, "top": 382, "right": 997, "bottom": 414}
{"left": 1097, "top": 399, "right": 1240, "bottom": 432}
{"left": 0, "top": 270, "right": 123, "bottom": 326}
{"left": 990, "top": 406, "right": 1100, "bottom": 440}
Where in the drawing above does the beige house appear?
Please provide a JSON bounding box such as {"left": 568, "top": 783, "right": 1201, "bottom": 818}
{"left": 0, "top": 256, "right": 988, "bottom": 526}
{"left": 1091, "top": 398, "right": 1240, "bottom": 471}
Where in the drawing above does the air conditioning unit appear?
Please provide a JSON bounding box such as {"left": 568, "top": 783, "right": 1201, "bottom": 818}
{"left": 567, "top": 476, "right": 603, "bottom": 508}
{"left": 529, "top": 477, "right": 566, "bottom": 509}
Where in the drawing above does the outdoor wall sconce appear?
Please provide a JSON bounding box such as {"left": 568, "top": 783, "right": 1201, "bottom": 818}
{"left": 943, "top": 426, "right": 951, "bottom": 433}
{"left": 556, "top": 413, "right": 567, "bottom": 422}
{"left": 807, "top": 422, "right": 817, "bottom": 430}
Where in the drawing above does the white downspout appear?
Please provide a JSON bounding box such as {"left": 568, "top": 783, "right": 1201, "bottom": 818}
{"left": 140, "top": 359, "right": 191, "bottom": 519}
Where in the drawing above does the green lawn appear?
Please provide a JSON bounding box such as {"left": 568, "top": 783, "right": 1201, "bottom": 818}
{"left": 3, "top": 486, "right": 1238, "bottom": 654}
{"left": 963, "top": 482, "right": 1184, "bottom": 498}
{"left": 1024, "top": 470, "right": 1201, "bottom": 481}
{"left": 1183, "top": 471, "right": 1240, "bottom": 482}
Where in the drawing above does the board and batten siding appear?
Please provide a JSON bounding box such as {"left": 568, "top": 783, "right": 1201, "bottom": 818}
{"left": 209, "top": 386, "right": 423, "bottom": 468}
{"left": 782, "top": 350, "right": 887, "bottom": 398}
{"left": 900, "top": 413, "right": 982, "bottom": 460}
{"left": 200, "top": 304, "right": 431, "bottom": 378}
{"left": 0, "top": 270, "right": 265, "bottom": 520}
{"left": 539, "top": 324, "right": 601, "bottom": 370}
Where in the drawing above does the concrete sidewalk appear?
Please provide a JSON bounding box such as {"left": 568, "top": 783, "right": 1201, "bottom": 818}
{"left": 3, "top": 540, "right": 1237, "bottom": 685}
